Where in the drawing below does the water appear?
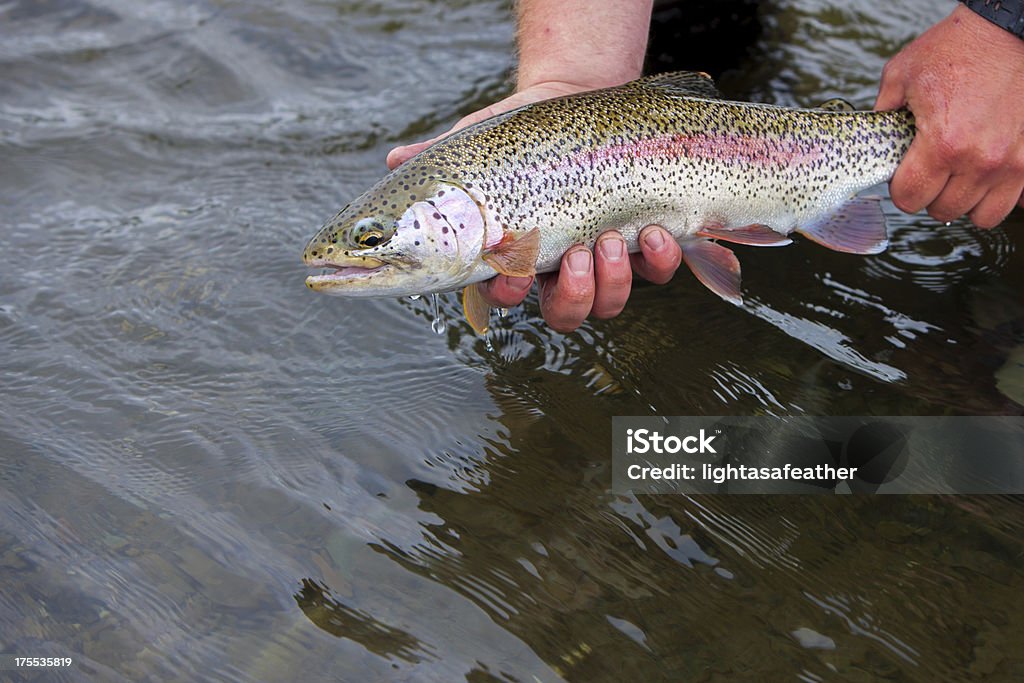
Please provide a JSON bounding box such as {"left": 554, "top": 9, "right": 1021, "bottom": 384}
{"left": 2, "top": 0, "right": 1023, "bottom": 681}
{"left": 429, "top": 293, "right": 446, "bottom": 335}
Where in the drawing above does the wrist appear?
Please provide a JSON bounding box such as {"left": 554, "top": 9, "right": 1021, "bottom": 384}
{"left": 958, "top": 0, "right": 1024, "bottom": 40}
{"left": 514, "top": 0, "right": 651, "bottom": 92}
{"left": 516, "top": 69, "right": 642, "bottom": 93}
{"left": 949, "top": 3, "right": 1024, "bottom": 64}
{"left": 515, "top": 42, "right": 646, "bottom": 92}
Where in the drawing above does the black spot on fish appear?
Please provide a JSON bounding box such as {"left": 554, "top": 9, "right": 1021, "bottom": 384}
{"left": 414, "top": 240, "right": 420, "bottom": 246}
{"left": 414, "top": 220, "right": 420, "bottom": 229}
{"left": 442, "top": 226, "right": 448, "bottom": 234}
{"left": 433, "top": 213, "right": 441, "bottom": 219}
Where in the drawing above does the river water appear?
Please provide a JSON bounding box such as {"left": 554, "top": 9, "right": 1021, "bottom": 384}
{"left": 2, "top": 0, "right": 1023, "bottom": 680}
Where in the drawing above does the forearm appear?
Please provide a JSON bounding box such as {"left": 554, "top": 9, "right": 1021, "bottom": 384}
{"left": 515, "top": 0, "right": 653, "bottom": 90}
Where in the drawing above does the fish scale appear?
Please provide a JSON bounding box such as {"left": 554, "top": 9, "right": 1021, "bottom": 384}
{"left": 303, "top": 71, "right": 916, "bottom": 333}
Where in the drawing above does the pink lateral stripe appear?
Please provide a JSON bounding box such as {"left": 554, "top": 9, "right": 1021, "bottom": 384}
{"left": 572, "top": 133, "right": 824, "bottom": 168}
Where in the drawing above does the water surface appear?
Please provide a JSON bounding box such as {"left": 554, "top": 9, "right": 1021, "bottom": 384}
{"left": 2, "top": 0, "right": 1023, "bottom": 680}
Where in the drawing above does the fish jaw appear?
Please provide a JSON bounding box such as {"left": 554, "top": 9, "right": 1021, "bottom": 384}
{"left": 304, "top": 257, "right": 397, "bottom": 297}
{"left": 303, "top": 252, "right": 458, "bottom": 298}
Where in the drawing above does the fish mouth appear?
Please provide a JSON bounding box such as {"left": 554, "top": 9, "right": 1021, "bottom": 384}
{"left": 304, "top": 260, "right": 392, "bottom": 291}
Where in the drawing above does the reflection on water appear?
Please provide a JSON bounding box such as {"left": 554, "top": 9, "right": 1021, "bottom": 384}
{"left": 2, "top": 0, "right": 1023, "bottom": 681}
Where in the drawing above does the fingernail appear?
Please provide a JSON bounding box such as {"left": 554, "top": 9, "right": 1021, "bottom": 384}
{"left": 567, "top": 249, "right": 592, "bottom": 275}
{"left": 507, "top": 276, "right": 532, "bottom": 292}
{"left": 643, "top": 229, "right": 665, "bottom": 250}
{"left": 598, "top": 237, "right": 625, "bottom": 261}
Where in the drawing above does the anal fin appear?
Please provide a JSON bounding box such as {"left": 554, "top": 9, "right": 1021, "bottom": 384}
{"left": 462, "top": 283, "right": 491, "bottom": 335}
{"left": 697, "top": 224, "right": 792, "bottom": 247}
{"left": 482, "top": 227, "right": 541, "bottom": 277}
{"left": 797, "top": 196, "right": 888, "bottom": 254}
{"left": 681, "top": 240, "right": 742, "bottom": 305}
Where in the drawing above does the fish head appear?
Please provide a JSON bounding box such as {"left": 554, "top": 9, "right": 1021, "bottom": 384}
{"left": 303, "top": 171, "right": 489, "bottom": 297}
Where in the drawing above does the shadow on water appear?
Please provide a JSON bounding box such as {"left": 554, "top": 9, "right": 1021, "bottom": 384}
{"left": 2, "top": 0, "right": 1024, "bottom": 681}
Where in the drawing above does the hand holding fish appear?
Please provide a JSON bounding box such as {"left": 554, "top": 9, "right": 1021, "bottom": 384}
{"left": 482, "top": 226, "right": 681, "bottom": 333}
{"left": 387, "top": 82, "right": 591, "bottom": 171}
{"left": 876, "top": 4, "right": 1024, "bottom": 229}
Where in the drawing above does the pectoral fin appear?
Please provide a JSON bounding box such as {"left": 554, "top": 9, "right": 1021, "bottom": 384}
{"left": 797, "top": 196, "right": 888, "bottom": 254}
{"left": 482, "top": 227, "right": 541, "bottom": 277}
{"left": 462, "top": 283, "right": 491, "bottom": 335}
{"left": 681, "top": 240, "right": 743, "bottom": 305}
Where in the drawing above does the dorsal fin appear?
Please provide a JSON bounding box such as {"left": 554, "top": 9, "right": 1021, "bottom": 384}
{"left": 636, "top": 71, "right": 723, "bottom": 99}
{"left": 817, "top": 98, "right": 855, "bottom": 112}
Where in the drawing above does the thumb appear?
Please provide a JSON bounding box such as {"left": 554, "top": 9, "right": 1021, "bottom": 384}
{"left": 874, "top": 61, "right": 907, "bottom": 111}
{"left": 385, "top": 96, "right": 531, "bottom": 170}
{"left": 386, "top": 138, "right": 437, "bottom": 170}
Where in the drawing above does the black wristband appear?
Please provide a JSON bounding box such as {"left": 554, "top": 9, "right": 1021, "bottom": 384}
{"left": 960, "top": 0, "right": 1024, "bottom": 40}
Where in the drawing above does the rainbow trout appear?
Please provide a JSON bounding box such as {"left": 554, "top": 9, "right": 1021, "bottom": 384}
{"left": 303, "top": 71, "right": 915, "bottom": 333}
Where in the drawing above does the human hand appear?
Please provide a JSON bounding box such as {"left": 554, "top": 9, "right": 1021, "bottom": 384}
{"left": 386, "top": 81, "right": 591, "bottom": 170}
{"left": 876, "top": 4, "right": 1024, "bottom": 228}
{"left": 477, "top": 227, "right": 682, "bottom": 334}
{"left": 386, "top": 81, "right": 684, "bottom": 333}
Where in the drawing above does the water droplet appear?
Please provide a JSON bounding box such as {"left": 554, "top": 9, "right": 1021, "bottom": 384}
{"left": 408, "top": 294, "right": 421, "bottom": 301}
{"left": 429, "top": 293, "right": 445, "bottom": 335}
{"left": 944, "top": 221, "right": 952, "bottom": 227}
{"left": 497, "top": 307, "right": 509, "bottom": 318}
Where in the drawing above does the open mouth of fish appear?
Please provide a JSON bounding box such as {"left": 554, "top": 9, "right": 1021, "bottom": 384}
{"left": 305, "top": 263, "right": 390, "bottom": 286}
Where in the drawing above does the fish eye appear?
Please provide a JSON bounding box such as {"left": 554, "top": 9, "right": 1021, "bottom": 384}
{"left": 351, "top": 218, "right": 391, "bottom": 249}
{"left": 359, "top": 232, "right": 383, "bottom": 247}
